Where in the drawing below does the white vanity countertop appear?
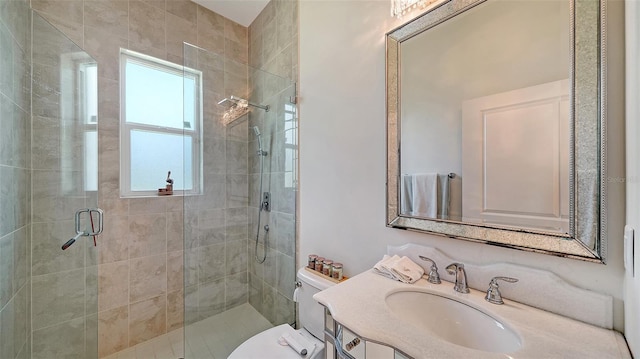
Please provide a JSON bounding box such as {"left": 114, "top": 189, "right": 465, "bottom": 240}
{"left": 314, "top": 270, "right": 631, "bottom": 359}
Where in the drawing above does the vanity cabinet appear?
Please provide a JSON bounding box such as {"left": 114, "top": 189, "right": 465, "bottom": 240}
{"left": 324, "top": 308, "right": 410, "bottom": 359}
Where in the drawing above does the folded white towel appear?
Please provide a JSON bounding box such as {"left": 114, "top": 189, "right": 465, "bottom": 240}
{"left": 389, "top": 256, "right": 424, "bottom": 283}
{"left": 373, "top": 255, "right": 424, "bottom": 284}
{"left": 373, "top": 255, "right": 396, "bottom": 279}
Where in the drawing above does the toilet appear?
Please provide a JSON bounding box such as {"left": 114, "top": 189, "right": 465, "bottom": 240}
{"left": 228, "top": 268, "right": 335, "bottom": 358}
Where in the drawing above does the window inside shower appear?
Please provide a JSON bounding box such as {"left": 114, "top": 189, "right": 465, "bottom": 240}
{"left": 119, "top": 49, "right": 203, "bottom": 197}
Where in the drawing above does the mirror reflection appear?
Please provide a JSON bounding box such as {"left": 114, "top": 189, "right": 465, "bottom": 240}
{"left": 399, "top": 0, "right": 571, "bottom": 234}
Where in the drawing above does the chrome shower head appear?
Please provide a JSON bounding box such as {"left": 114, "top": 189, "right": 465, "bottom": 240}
{"left": 217, "top": 95, "right": 242, "bottom": 106}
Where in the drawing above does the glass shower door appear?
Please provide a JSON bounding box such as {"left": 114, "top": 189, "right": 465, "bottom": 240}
{"left": 29, "top": 12, "right": 100, "bottom": 359}
{"left": 182, "top": 42, "right": 298, "bottom": 359}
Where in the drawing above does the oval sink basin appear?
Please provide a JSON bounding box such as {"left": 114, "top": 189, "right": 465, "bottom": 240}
{"left": 385, "top": 291, "right": 521, "bottom": 353}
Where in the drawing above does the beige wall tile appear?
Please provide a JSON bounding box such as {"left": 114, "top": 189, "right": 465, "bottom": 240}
{"left": 98, "top": 261, "right": 129, "bottom": 312}
{"left": 84, "top": 25, "right": 127, "bottom": 81}
{"left": 225, "top": 18, "right": 247, "bottom": 44}
{"left": 167, "top": 12, "right": 197, "bottom": 58}
{"left": 98, "top": 215, "right": 129, "bottom": 264}
{"left": 197, "top": 278, "right": 224, "bottom": 319}
{"left": 86, "top": 265, "right": 99, "bottom": 315}
{"left": 225, "top": 272, "right": 248, "bottom": 309}
{"left": 226, "top": 208, "right": 248, "bottom": 241}
{"left": 32, "top": 269, "right": 86, "bottom": 330}
{"left": 225, "top": 240, "right": 247, "bottom": 275}
{"left": 31, "top": 0, "right": 82, "bottom": 23}
{"left": 166, "top": 0, "right": 197, "bottom": 23}
{"left": 32, "top": 317, "right": 85, "bottom": 359}
{"left": 167, "top": 250, "right": 184, "bottom": 292}
{"left": 262, "top": 18, "right": 277, "bottom": 64}
{"left": 31, "top": 221, "right": 84, "bottom": 276}
{"left": 197, "top": 5, "right": 225, "bottom": 52}
{"left": 84, "top": 0, "right": 129, "bottom": 39}
{"left": 167, "top": 211, "right": 184, "bottom": 252}
{"left": 197, "top": 5, "right": 224, "bottom": 34}
{"left": 98, "top": 77, "right": 120, "bottom": 121}
{"left": 129, "top": 1, "right": 166, "bottom": 54}
{"left": 129, "top": 295, "right": 166, "bottom": 346}
{"left": 86, "top": 313, "right": 99, "bottom": 358}
{"left": 142, "top": 0, "right": 165, "bottom": 10}
{"left": 98, "top": 305, "right": 128, "bottom": 358}
{"left": 129, "top": 254, "right": 167, "bottom": 302}
{"left": 35, "top": 12, "right": 84, "bottom": 46}
{"left": 225, "top": 38, "right": 248, "bottom": 64}
{"left": 198, "top": 208, "right": 225, "bottom": 246}
{"left": 128, "top": 213, "right": 167, "bottom": 258}
{"left": 224, "top": 70, "right": 248, "bottom": 99}
{"left": 198, "top": 243, "right": 225, "bottom": 283}
{"left": 129, "top": 197, "right": 166, "bottom": 215}
{"left": 166, "top": 289, "right": 184, "bottom": 331}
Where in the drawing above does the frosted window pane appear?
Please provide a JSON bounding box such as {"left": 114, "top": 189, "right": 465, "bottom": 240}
{"left": 85, "top": 131, "right": 98, "bottom": 191}
{"left": 85, "top": 65, "right": 98, "bottom": 124}
{"left": 183, "top": 77, "right": 196, "bottom": 130}
{"left": 130, "top": 130, "right": 192, "bottom": 191}
{"left": 126, "top": 61, "right": 196, "bottom": 130}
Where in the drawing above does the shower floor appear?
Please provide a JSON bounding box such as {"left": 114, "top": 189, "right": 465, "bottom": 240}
{"left": 102, "top": 303, "right": 273, "bottom": 359}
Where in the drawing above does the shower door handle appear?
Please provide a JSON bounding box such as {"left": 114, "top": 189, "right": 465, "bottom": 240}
{"left": 81, "top": 208, "right": 104, "bottom": 236}
{"left": 62, "top": 208, "right": 104, "bottom": 250}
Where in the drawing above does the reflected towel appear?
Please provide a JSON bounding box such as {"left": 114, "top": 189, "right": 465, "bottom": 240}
{"left": 438, "top": 174, "right": 451, "bottom": 220}
{"left": 401, "top": 175, "right": 414, "bottom": 215}
{"left": 373, "top": 255, "right": 424, "bottom": 284}
{"left": 412, "top": 173, "right": 438, "bottom": 218}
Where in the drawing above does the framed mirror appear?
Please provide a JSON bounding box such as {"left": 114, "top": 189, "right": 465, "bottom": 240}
{"left": 386, "top": 0, "right": 607, "bottom": 262}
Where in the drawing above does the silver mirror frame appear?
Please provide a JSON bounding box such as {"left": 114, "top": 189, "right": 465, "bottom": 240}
{"left": 386, "top": 0, "right": 607, "bottom": 262}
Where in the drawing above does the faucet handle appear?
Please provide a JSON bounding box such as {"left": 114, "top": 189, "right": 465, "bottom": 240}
{"left": 485, "top": 276, "right": 518, "bottom": 305}
{"left": 445, "top": 262, "right": 463, "bottom": 274}
{"left": 418, "top": 256, "right": 441, "bottom": 284}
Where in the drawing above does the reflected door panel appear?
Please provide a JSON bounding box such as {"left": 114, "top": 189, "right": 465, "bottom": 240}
{"left": 462, "top": 79, "right": 569, "bottom": 232}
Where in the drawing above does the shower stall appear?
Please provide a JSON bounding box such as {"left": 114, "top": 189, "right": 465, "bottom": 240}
{"left": 1, "top": 1, "right": 298, "bottom": 357}
{"left": 181, "top": 43, "right": 298, "bottom": 358}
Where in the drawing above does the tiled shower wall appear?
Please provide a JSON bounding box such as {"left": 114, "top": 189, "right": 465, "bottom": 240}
{"left": 29, "top": 0, "right": 249, "bottom": 357}
{"left": 29, "top": 13, "right": 99, "bottom": 358}
{"left": 0, "top": 0, "right": 31, "bottom": 358}
{"left": 182, "top": 44, "right": 251, "bottom": 326}
{"left": 247, "top": 0, "right": 299, "bottom": 326}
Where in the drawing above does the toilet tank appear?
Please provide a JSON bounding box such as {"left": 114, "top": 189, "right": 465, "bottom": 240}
{"left": 296, "top": 268, "right": 336, "bottom": 340}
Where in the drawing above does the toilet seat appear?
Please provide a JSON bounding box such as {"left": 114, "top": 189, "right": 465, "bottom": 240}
{"left": 228, "top": 324, "right": 324, "bottom": 359}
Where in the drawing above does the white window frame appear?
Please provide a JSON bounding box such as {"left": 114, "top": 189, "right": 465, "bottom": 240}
{"left": 119, "top": 48, "right": 203, "bottom": 197}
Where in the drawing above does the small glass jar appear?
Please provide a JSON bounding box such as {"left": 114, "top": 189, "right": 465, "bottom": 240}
{"left": 315, "top": 257, "right": 325, "bottom": 272}
{"left": 323, "top": 259, "right": 333, "bottom": 277}
{"left": 332, "top": 263, "right": 343, "bottom": 281}
{"left": 308, "top": 254, "right": 318, "bottom": 269}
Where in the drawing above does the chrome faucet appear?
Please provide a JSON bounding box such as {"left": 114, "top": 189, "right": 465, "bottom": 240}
{"left": 418, "top": 256, "right": 441, "bottom": 284}
{"left": 445, "top": 263, "right": 470, "bottom": 293}
{"left": 485, "top": 276, "right": 518, "bottom": 305}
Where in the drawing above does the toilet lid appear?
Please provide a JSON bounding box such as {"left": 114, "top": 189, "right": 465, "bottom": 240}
{"left": 228, "top": 324, "right": 324, "bottom": 359}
